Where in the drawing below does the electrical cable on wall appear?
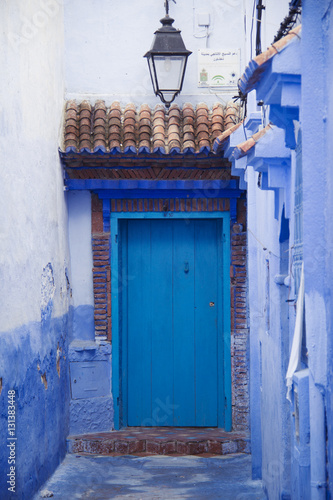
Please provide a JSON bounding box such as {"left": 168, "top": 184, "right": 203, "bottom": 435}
{"left": 250, "top": 0, "right": 256, "bottom": 60}
{"left": 273, "top": 0, "right": 301, "bottom": 43}
{"left": 192, "top": 0, "right": 212, "bottom": 48}
{"left": 255, "top": 0, "right": 265, "bottom": 56}
{"left": 233, "top": 82, "right": 248, "bottom": 122}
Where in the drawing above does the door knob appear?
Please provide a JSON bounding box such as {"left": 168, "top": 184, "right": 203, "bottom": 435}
{"left": 184, "top": 262, "right": 189, "bottom": 274}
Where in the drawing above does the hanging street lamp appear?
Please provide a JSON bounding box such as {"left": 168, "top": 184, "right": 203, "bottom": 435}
{"left": 144, "top": 0, "right": 192, "bottom": 108}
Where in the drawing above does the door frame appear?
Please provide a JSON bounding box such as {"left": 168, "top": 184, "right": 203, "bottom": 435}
{"left": 111, "top": 211, "right": 231, "bottom": 430}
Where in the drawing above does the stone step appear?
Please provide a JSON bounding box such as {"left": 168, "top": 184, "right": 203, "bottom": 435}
{"left": 67, "top": 427, "right": 250, "bottom": 457}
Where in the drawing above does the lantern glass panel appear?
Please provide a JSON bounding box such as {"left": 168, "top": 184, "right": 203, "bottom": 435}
{"left": 148, "top": 57, "right": 158, "bottom": 93}
{"left": 153, "top": 55, "right": 186, "bottom": 91}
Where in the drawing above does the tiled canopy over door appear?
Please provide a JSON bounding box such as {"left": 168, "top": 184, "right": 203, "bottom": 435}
{"left": 61, "top": 100, "right": 250, "bottom": 433}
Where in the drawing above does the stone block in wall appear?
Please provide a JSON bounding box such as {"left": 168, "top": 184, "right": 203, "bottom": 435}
{"left": 69, "top": 396, "right": 114, "bottom": 435}
{"left": 68, "top": 340, "right": 113, "bottom": 434}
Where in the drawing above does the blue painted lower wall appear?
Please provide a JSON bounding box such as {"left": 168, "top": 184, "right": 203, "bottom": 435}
{"left": 68, "top": 340, "right": 113, "bottom": 435}
{"left": 0, "top": 314, "right": 71, "bottom": 499}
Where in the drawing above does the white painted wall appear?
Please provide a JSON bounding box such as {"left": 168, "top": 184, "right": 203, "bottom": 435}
{"left": 64, "top": 0, "right": 246, "bottom": 107}
{"left": 244, "top": 0, "right": 290, "bottom": 63}
{"left": 0, "top": 0, "right": 68, "bottom": 332}
{"left": 67, "top": 191, "right": 94, "bottom": 307}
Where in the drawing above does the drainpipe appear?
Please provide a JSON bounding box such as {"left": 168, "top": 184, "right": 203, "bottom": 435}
{"left": 309, "top": 374, "right": 326, "bottom": 499}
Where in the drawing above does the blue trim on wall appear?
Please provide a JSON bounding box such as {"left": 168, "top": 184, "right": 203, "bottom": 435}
{"left": 102, "top": 199, "right": 111, "bottom": 232}
{"left": 65, "top": 178, "right": 241, "bottom": 194}
{"left": 110, "top": 211, "right": 231, "bottom": 431}
{"left": 59, "top": 149, "right": 221, "bottom": 162}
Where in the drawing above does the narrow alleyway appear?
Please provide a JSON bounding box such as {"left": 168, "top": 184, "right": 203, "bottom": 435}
{"left": 34, "top": 453, "right": 266, "bottom": 499}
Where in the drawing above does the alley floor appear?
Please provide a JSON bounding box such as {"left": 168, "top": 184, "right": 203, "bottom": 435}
{"left": 34, "top": 453, "right": 266, "bottom": 499}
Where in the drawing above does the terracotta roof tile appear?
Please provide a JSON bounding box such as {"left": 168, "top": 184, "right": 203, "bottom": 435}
{"left": 78, "top": 101, "right": 92, "bottom": 152}
{"left": 182, "top": 103, "right": 195, "bottom": 153}
{"left": 233, "top": 123, "right": 272, "bottom": 159}
{"left": 211, "top": 103, "right": 224, "bottom": 140}
{"left": 62, "top": 101, "right": 241, "bottom": 155}
{"left": 92, "top": 100, "right": 107, "bottom": 152}
{"left": 213, "top": 121, "right": 244, "bottom": 154}
{"left": 64, "top": 102, "right": 79, "bottom": 151}
{"left": 224, "top": 103, "right": 240, "bottom": 130}
{"left": 195, "top": 103, "right": 210, "bottom": 153}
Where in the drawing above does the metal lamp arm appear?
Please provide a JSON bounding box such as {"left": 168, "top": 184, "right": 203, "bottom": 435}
{"left": 164, "top": 0, "right": 176, "bottom": 16}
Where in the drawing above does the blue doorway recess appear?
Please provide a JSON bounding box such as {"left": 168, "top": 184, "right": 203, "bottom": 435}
{"left": 111, "top": 212, "right": 231, "bottom": 430}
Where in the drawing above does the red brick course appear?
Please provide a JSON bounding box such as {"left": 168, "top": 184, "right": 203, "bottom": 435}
{"left": 67, "top": 427, "right": 249, "bottom": 456}
{"left": 91, "top": 227, "right": 111, "bottom": 340}
{"left": 230, "top": 202, "right": 249, "bottom": 432}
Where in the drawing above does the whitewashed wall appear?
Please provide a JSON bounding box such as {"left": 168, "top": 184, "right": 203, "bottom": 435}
{"left": 0, "top": 2, "right": 70, "bottom": 497}
{"left": 0, "top": 0, "right": 68, "bottom": 331}
{"left": 64, "top": 0, "right": 247, "bottom": 106}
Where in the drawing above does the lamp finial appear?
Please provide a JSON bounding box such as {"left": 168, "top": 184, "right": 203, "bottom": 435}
{"left": 164, "top": 0, "right": 176, "bottom": 16}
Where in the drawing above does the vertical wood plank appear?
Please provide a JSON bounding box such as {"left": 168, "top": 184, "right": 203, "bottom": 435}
{"left": 217, "top": 220, "right": 225, "bottom": 428}
{"left": 221, "top": 216, "right": 232, "bottom": 430}
{"left": 194, "top": 219, "right": 218, "bottom": 426}
{"left": 151, "top": 220, "right": 174, "bottom": 426}
{"left": 120, "top": 220, "right": 128, "bottom": 427}
{"left": 111, "top": 217, "right": 120, "bottom": 429}
{"left": 173, "top": 219, "right": 196, "bottom": 426}
{"left": 127, "top": 220, "right": 152, "bottom": 425}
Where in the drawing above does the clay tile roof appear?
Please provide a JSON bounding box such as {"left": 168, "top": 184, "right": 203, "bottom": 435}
{"left": 62, "top": 101, "right": 241, "bottom": 156}
{"left": 239, "top": 24, "right": 301, "bottom": 95}
{"left": 224, "top": 102, "right": 239, "bottom": 130}
{"left": 213, "top": 121, "right": 244, "bottom": 154}
{"left": 233, "top": 123, "right": 272, "bottom": 159}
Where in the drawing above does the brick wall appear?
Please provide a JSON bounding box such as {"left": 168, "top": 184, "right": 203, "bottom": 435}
{"left": 91, "top": 192, "right": 249, "bottom": 432}
{"left": 91, "top": 195, "right": 111, "bottom": 340}
{"left": 109, "top": 198, "right": 231, "bottom": 212}
{"left": 230, "top": 226, "right": 249, "bottom": 430}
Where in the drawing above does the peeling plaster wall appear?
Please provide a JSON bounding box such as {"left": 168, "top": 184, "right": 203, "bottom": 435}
{"left": 0, "top": 319, "right": 70, "bottom": 499}
{"left": 0, "top": 1, "right": 70, "bottom": 498}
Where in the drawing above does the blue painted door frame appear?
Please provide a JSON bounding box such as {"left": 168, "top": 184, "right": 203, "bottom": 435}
{"left": 111, "top": 211, "right": 231, "bottom": 430}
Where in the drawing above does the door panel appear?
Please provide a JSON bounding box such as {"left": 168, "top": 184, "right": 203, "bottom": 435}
{"left": 125, "top": 218, "right": 222, "bottom": 427}
{"left": 127, "top": 220, "right": 152, "bottom": 425}
{"left": 150, "top": 221, "right": 174, "bottom": 426}
{"left": 194, "top": 220, "right": 218, "bottom": 426}
{"left": 173, "top": 220, "right": 196, "bottom": 426}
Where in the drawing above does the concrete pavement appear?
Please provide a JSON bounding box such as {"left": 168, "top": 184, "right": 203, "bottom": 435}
{"left": 34, "top": 453, "right": 266, "bottom": 499}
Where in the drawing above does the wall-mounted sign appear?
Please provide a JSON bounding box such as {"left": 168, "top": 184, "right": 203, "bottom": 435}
{"left": 198, "top": 49, "right": 240, "bottom": 88}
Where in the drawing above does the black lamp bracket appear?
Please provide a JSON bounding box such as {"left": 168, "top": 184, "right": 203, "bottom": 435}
{"left": 164, "top": 0, "right": 176, "bottom": 16}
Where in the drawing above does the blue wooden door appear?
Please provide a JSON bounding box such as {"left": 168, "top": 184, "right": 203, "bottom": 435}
{"left": 124, "top": 218, "right": 224, "bottom": 427}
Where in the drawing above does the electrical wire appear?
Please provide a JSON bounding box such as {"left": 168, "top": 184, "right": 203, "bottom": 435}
{"left": 255, "top": 0, "right": 265, "bottom": 56}
{"left": 248, "top": 228, "right": 280, "bottom": 259}
{"left": 250, "top": 0, "right": 257, "bottom": 60}
{"left": 273, "top": 2, "right": 301, "bottom": 43}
